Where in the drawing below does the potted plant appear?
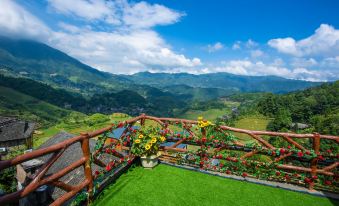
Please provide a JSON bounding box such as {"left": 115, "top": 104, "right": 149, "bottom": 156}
{"left": 131, "top": 126, "right": 166, "bottom": 168}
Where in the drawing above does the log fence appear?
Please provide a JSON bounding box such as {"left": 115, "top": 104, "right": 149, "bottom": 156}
{"left": 0, "top": 114, "right": 338, "bottom": 205}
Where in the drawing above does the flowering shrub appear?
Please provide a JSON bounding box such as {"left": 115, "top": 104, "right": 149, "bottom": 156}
{"left": 197, "top": 116, "right": 213, "bottom": 128}
{"left": 131, "top": 126, "right": 166, "bottom": 157}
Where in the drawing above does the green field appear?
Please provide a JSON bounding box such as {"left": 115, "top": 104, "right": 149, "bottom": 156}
{"left": 92, "top": 164, "right": 337, "bottom": 206}
{"left": 233, "top": 115, "right": 272, "bottom": 143}
{"left": 33, "top": 113, "right": 132, "bottom": 148}
{"left": 179, "top": 108, "right": 230, "bottom": 121}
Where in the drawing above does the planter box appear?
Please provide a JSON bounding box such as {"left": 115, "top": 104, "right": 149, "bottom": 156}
{"left": 141, "top": 155, "right": 159, "bottom": 168}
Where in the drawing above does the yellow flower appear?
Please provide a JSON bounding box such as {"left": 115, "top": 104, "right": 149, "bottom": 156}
{"left": 138, "top": 134, "right": 144, "bottom": 139}
{"left": 198, "top": 116, "right": 203, "bottom": 121}
{"left": 145, "top": 144, "right": 151, "bottom": 150}
{"left": 135, "top": 139, "right": 141, "bottom": 144}
{"left": 151, "top": 138, "right": 157, "bottom": 143}
{"left": 161, "top": 136, "right": 166, "bottom": 142}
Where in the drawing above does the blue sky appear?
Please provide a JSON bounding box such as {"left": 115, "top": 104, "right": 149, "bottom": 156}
{"left": 0, "top": 0, "right": 338, "bottom": 81}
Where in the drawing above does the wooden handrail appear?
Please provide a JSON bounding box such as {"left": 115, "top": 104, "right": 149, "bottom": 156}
{"left": 0, "top": 114, "right": 337, "bottom": 205}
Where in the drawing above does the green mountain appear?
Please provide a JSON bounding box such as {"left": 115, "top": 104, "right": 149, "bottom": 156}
{"left": 0, "top": 36, "right": 131, "bottom": 94}
{"left": 122, "top": 72, "right": 322, "bottom": 94}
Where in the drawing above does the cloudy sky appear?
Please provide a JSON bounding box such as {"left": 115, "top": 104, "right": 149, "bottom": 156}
{"left": 0, "top": 0, "right": 338, "bottom": 81}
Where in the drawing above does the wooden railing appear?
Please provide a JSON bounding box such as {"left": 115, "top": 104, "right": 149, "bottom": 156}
{"left": 0, "top": 114, "right": 338, "bottom": 205}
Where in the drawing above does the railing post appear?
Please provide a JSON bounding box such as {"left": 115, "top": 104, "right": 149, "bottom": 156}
{"left": 80, "top": 132, "right": 94, "bottom": 201}
{"left": 309, "top": 133, "right": 320, "bottom": 190}
{"left": 200, "top": 121, "right": 207, "bottom": 168}
{"left": 140, "top": 113, "right": 146, "bottom": 126}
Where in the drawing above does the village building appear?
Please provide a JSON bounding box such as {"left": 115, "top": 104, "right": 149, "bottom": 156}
{"left": 0, "top": 117, "right": 35, "bottom": 148}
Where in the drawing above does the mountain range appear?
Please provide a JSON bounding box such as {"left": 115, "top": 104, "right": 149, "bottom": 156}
{"left": 0, "top": 36, "right": 322, "bottom": 97}
{"left": 0, "top": 36, "right": 327, "bottom": 124}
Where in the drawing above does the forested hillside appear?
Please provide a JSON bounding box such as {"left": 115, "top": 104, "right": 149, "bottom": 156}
{"left": 257, "top": 81, "right": 339, "bottom": 135}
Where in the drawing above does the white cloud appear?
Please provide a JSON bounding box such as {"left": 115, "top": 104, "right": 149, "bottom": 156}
{"left": 246, "top": 39, "right": 258, "bottom": 48}
{"left": 0, "top": 0, "right": 199, "bottom": 74}
{"left": 250, "top": 49, "right": 264, "bottom": 58}
{"left": 0, "top": 0, "right": 51, "bottom": 40}
{"left": 48, "top": 0, "right": 183, "bottom": 29}
{"left": 232, "top": 41, "right": 241, "bottom": 50}
{"left": 290, "top": 58, "right": 317, "bottom": 68}
{"left": 51, "top": 29, "right": 201, "bottom": 73}
{"left": 200, "top": 60, "right": 333, "bottom": 81}
{"left": 123, "top": 1, "right": 184, "bottom": 29}
{"left": 207, "top": 42, "right": 224, "bottom": 53}
{"left": 268, "top": 24, "right": 339, "bottom": 57}
{"left": 48, "top": 0, "right": 121, "bottom": 24}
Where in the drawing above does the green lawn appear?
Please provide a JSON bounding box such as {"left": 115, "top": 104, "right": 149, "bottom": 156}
{"left": 92, "top": 164, "right": 337, "bottom": 206}
{"left": 233, "top": 115, "right": 272, "bottom": 143}
{"left": 179, "top": 108, "right": 230, "bottom": 121}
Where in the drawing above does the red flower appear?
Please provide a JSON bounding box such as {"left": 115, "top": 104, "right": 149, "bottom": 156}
{"left": 219, "top": 163, "right": 224, "bottom": 167}
{"left": 105, "top": 165, "right": 111, "bottom": 172}
{"left": 242, "top": 172, "right": 248, "bottom": 177}
{"left": 312, "top": 175, "right": 318, "bottom": 180}
{"left": 297, "top": 151, "right": 303, "bottom": 157}
{"left": 287, "top": 145, "right": 291, "bottom": 149}
{"left": 318, "top": 155, "right": 325, "bottom": 161}
{"left": 280, "top": 148, "right": 285, "bottom": 154}
{"left": 218, "top": 154, "right": 223, "bottom": 159}
{"left": 272, "top": 151, "right": 276, "bottom": 156}
{"left": 123, "top": 142, "right": 128, "bottom": 146}
{"left": 226, "top": 170, "right": 231, "bottom": 174}
{"left": 127, "top": 160, "right": 132, "bottom": 164}
{"left": 324, "top": 180, "right": 332, "bottom": 185}
{"left": 177, "top": 133, "right": 181, "bottom": 138}
{"left": 95, "top": 170, "right": 100, "bottom": 175}
{"left": 242, "top": 160, "right": 247, "bottom": 165}
{"left": 105, "top": 148, "right": 110, "bottom": 154}
{"left": 117, "top": 122, "right": 124, "bottom": 128}
{"left": 175, "top": 121, "right": 179, "bottom": 124}
{"left": 305, "top": 150, "right": 311, "bottom": 155}
{"left": 285, "top": 174, "right": 290, "bottom": 180}
{"left": 211, "top": 135, "right": 214, "bottom": 139}
{"left": 120, "top": 157, "right": 125, "bottom": 162}
{"left": 201, "top": 137, "right": 207, "bottom": 143}
{"left": 276, "top": 171, "right": 281, "bottom": 176}
{"left": 304, "top": 177, "right": 312, "bottom": 184}
{"left": 326, "top": 149, "right": 332, "bottom": 153}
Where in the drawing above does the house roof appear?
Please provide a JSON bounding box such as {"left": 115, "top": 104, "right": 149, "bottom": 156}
{"left": 0, "top": 116, "right": 35, "bottom": 142}
{"left": 37, "top": 132, "right": 97, "bottom": 199}
{"left": 37, "top": 131, "right": 121, "bottom": 199}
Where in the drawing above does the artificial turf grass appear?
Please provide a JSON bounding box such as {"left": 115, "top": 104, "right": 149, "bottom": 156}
{"left": 92, "top": 164, "right": 338, "bottom": 206}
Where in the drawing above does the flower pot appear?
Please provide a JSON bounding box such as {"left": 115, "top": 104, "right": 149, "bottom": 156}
{"left": 140, "top": 155, "right": 159, "bottom": 168}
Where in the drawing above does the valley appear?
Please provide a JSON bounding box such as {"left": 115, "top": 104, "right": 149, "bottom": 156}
{"left": 0, "top": 36, "right": 337, "bottom": 149}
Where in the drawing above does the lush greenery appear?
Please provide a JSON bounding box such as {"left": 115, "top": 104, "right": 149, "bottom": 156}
{"left": 0, "top": 85, "right": 72, "bottom": 127}
{"left": 257, "top": 81, "right": 339, "bottom": 135}
{"left": 92, "top": 164, "right": 337, "bottom": 206}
